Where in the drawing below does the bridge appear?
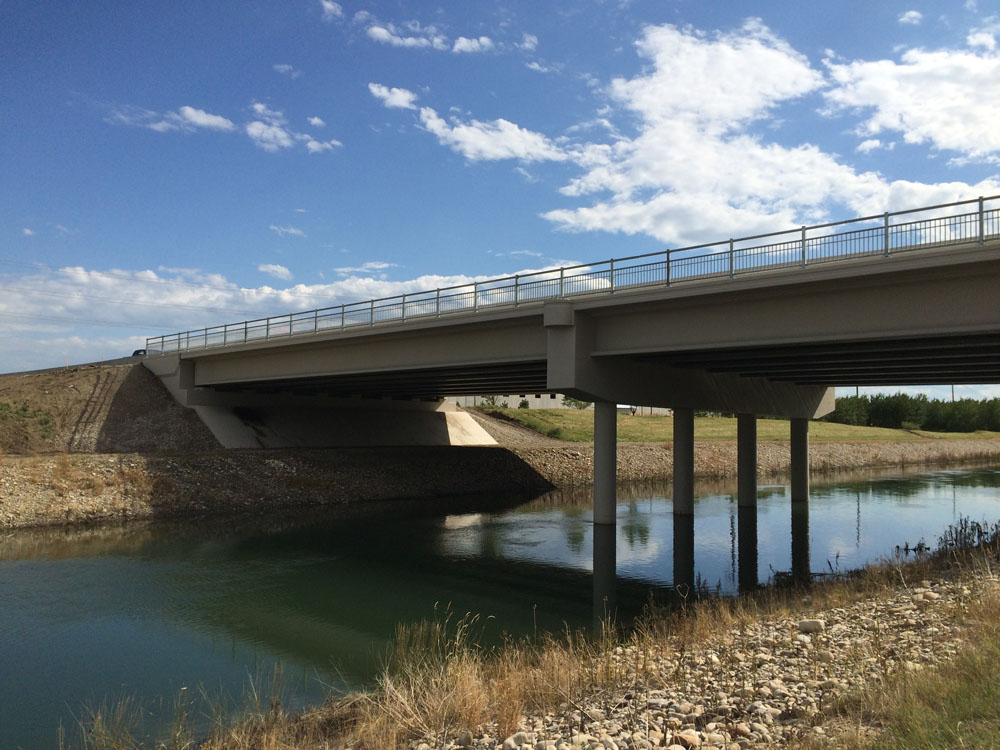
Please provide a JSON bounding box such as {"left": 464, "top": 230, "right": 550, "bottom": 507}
{"left": 145, "top": 195, "right": 1000, "bottom": 559}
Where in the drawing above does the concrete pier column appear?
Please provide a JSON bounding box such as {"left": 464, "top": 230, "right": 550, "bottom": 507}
{"left": 592, "top": 523, "right": 617, "bottom": 632}
{"left": 673, "top": 407, "right": 695, "bottom": 515}
{"left": 790, "top": 417, "right": 810, "bottom": 503}
{"left": 791, "top": 500, "right": 810, "bottom": 584}
{"left": 593, "top": 400, "right": 618, "bottom": 526}
{"left": 737, "top": 413, "right": 758, "bottom": 508}
{"left": 672, "top": 513, "right": 695, "bottom": 596}
{"left": 737, "top": 505, "right": 759, "bottom": 592}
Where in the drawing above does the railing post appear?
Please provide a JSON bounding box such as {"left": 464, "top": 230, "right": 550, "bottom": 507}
{"left": 883, "top": 212, "right": 890, "bottom": 256}
{"left": 244, "top": 320, "right": 248, "bottom": 342}
{"left": 609, "top": 259, "right": 615, "bottom": 293}
{"left": 288, "top": 314, "right": 293, "bottom": 337}
{"left": 979, "top": 196, "right": 985, "bottom": 244}
{"left": 313, "top": 309, "right": 318, "bottom": 332}
{"left": 559, "top": 267, "right": 565, "bottom": 297}
{"left": 514, "top": 275, "right": 520, "bottom": 306}
{"left": 474, "top": 282, "right": 479, "bottom": 312}
{"left": 265, "top": 317, "right": 271, "bottom": 340}
{"left": 665, "top": 250, "right": 671, "bottom": 286}
{"left": 370, "top": 299, "right": 375, "bottom": 326}
{"left": 800, "top": 226, "right": 807, "bottom": 267}
{"left": 436, "top": 288, "right": 441, "bottom": 318}
{"left": 729, "top": 239, "right": 735, "bottom": 277}
{"left": 185, "top": 331, "right": 190, "bottom": 351}
{"left": 401, "top": 294, "right": 407, "bottom": 321}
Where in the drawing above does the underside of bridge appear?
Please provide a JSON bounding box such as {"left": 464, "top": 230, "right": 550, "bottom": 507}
{"left": 643, "top": 332, "right": 1000, "bottom": 386}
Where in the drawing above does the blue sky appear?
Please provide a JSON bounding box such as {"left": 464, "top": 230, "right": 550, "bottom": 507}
{"left": 2, "top": 1, "right": 999, "bottom": 399}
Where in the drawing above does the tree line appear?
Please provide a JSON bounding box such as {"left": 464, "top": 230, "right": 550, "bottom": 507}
{"left": 824, "top": 393, "right": 1000, "bottom": 432}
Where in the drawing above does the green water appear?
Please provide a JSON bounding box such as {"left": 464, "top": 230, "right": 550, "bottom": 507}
{"left": 1, "top": 466, "right": 999, "bottom": 748}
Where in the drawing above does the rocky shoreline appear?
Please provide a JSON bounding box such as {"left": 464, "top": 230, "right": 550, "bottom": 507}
{"left": 398, "top": 567, "right": 998, "bottom": 750}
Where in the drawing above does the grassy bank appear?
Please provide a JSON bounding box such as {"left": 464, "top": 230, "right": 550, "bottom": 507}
{"left": 483, "top": 407, "right": 1000, "bottom": 443}
{"left": 61, "top": 524, "right": 1000, "bottom": 750}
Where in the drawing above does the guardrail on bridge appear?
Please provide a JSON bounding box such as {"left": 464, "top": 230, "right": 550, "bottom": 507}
{"left": 146, "top": 195, "right": 1000, "bottom": 355}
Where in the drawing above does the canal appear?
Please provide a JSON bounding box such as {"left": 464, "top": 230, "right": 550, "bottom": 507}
{"left": 1, "top": 465, "right": 998, "bottom": 747}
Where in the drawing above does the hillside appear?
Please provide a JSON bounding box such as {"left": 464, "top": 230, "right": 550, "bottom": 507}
{"left": 0, "top": 363, "right": 218, "bottom": 455}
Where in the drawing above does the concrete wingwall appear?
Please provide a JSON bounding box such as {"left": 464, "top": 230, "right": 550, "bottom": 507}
{"left": 142, "top": 355, "right": 497, "bottom": 449}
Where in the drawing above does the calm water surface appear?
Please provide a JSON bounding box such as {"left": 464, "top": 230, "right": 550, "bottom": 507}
{"left": 1, "top": 465, "right": 999, "bottom": 748}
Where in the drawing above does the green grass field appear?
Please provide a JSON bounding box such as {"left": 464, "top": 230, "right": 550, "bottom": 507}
{"left": 480, "top": 407, "right": 1000, "bottom": 443}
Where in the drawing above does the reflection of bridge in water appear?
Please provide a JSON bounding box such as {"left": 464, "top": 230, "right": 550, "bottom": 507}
{"left": 141, "top": 197, "right": 1000, "bottom": 625}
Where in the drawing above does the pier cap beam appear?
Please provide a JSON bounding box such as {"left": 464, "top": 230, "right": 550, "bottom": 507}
{"left": 544, "top": 302, "right": 834, "bottom": 419}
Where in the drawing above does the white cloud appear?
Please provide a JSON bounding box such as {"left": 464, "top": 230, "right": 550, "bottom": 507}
{"left": 857, "top": 138, "right": 883, "bottom": 153}
{"left": 251, "top": 101, "right": 286, "bottom": 123}
{"left": 353, "top": 10, "right": 372, "bottom": 24}
{"left": 898, "top": 10, "right": 923, "bottom": 25}
{"left": 273, "top": 63, "right": 302, "bottom": 79}
{"left": 308, "top": 116, "right": 326, "bottom": 127}
{"left": 269, "top": 225, "right": 306, "bottom": 238}
{"left": 319, "top": 0, "right": 342, "bottom": 21}
{"left": 243, "top": 102, "right": 340, "bottom": 154}
{"left": 418, "top": 106, "right": 568, "bottom": 162}
{"left": 518, "top": 33, "right": 538, "bottom": 52}
{"left": 539, "top": 21, "right": 1000, "bottom": 245}
{"left": 824, "top": 41, "right": 1000, "bottom": 159}
{"left": 525, "top": 61, "right": 552, "bottom": 73}
{"left": 452, "top": 36, "right": 494, "bottom": 54}
{"left": 967, "top": 18, "right": 1000, "bottom": 49}
{"left": 176, "top": 105, "right": 235, "bottom": 131}
{"left": 304, "top": 137, "right": 343, "bottom": 153}
{"left": 258, "top": 264, "right": 293, "bottom": 281}
{"left": 368, "top": 83, "right": 419, "bottom": 109}
{"left": 22, "top": 228, "right": 34, "bottom": 236}
{"left": 334, "top": 261, "right": 397, "bottom": 276}
{"left": 367, "top": 23, "right": 447, "bottom": 50}
{"left": 109, "top": 104, "right": 234, "bottom": 133}
{"left": 246, "top": 121, "right": 295, "bottom": 151}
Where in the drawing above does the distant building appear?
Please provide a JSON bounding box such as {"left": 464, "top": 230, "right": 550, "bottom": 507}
{"left": 452, "top": 393, "right": 671, "bottom": 415}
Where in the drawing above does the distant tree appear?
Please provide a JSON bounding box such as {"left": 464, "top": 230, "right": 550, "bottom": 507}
{"left": 562, "top": 396, "right": 593, "bottom": 410}
{"left": 518, "top": 398, "right": 530, "bottom": 409}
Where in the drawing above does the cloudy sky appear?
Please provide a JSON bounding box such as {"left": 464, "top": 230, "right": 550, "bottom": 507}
{"left": 3, "top": 1, "right": 999, "bottom": 398}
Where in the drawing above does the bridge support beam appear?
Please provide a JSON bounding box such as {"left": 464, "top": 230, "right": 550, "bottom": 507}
{"left": 673, "top": 407, "right": 695, "bottom": 515}
{"left": 593, "top": 400, "right": 618, "bottom": 526}
{"left": 737, "top": 413, "right": 757, "bottom": 508}
{"left": 791, "top": 417, "right": 810, "bottom": 503}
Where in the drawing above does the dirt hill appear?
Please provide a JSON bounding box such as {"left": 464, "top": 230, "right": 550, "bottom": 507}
{"left": 0, "top": 363, "right": 219, "bottom": 455}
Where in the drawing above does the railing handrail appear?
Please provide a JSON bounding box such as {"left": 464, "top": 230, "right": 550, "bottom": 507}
{"left": 146, "top": 194, "right": 1000, "bottom": 354}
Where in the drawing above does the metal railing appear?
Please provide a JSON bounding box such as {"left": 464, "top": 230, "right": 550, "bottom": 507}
{"left": 146, "top": 195, "right": 1000, "bottom": 354}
